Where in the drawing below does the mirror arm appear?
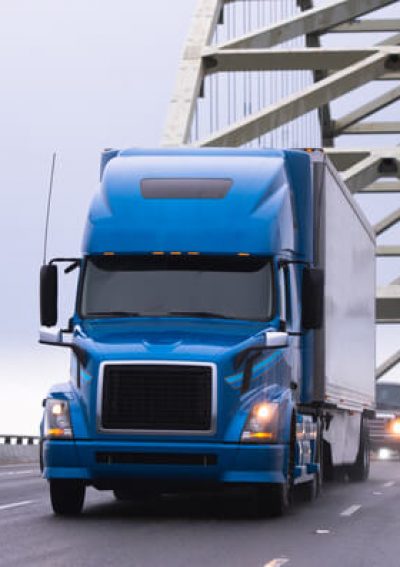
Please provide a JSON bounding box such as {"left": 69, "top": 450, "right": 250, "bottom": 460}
{"left": 241, "top": 351, "right": 263, "bottom": 395}
{"left": 234, "top": 345, "right": 280, "bottom": 371}
{"left": 38, "top": 338, "right": 88, "bottom": 367}
{"left": 49, "top": 257, "right": 81, "bottom": 266}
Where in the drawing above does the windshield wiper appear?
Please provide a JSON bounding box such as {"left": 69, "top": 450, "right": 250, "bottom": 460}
{"left": 166, "top": 311, "right": 231, "bottom": 319}
{"left": 86, "top": 311, "right": 143, "bottom": 318}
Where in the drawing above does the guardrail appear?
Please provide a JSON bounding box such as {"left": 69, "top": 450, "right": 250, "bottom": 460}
{"left": 0, "top": 435, "right": 40, "bottom": 464}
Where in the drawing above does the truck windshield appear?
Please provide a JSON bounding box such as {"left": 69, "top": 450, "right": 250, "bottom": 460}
{"left": 376, "top": 384, "right": 400, "bottom": 410}
{"left": 80, "top": 255, "right": 273, "bottom": 322}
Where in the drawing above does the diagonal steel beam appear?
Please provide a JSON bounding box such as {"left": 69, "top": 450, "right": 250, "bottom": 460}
{"left": 203, "top": 48, "right": 375, "bottom": 72}
{"left": 332, "top": 19, "right": 400, "bottom": 32}
{"left": 219, "top": 0, "right": 398, "bottom": 50}
{"left": 162, "top": 0, "right": 223, "bottom": 147}
{"left": 377, "top": 32, "right": 400, "bottom": 46}
{"left": 363, "top": 182, "right": 400, "bottom": 192}
{"left": 343, "top": 122, "right": 400, "bottom": 134}
{"left": 333, "top": 85, "right": 400, "bottom": 133}
{"left": 341, "top": 155, "right": 383, "bottom": 193}
{"left": 376, "top": 245, "right": 400, "bottom": 256}
{"left": 199, "top": 51, "right": 391, "bottom": 147}
{"left": 375, "top": 207, "right": 400, "bottom": 235}
{"left": 376, "top": 349, "right": 400, "bottom": 378}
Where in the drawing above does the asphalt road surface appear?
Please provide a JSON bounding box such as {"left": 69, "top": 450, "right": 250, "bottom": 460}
{"left": 1, "top": 460, "right": 400, "bottom": 567}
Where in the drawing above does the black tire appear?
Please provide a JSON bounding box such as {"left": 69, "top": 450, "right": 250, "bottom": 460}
{"left": 322, "top": 439, "right": 334, "bottom": 482}
{"left": 298, "top": 474, "right": 318, "bottom": 503}
{"left": 258, "top": 415, "right": 295, "bottom": 517}
{"left": 347, "top": 419, "right": 370, "bottom": 482}
{"left": 50, "top": 479, "right": 85, "bottom": 516}
{"left": 39, "top": 440, "right": 44, "bottom": 474}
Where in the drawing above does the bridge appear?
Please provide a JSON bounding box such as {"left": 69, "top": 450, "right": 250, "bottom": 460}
{"left": 163, "top": 0, "right": 400, "bottom": 379}
{"left": 1, "top": 2, "right": 400, "bottom": 564}
{"left": 2, "top": 0, "right": 399, "bottom": 458}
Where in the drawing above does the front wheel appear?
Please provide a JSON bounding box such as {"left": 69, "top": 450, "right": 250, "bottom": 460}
{"left": 257, "top": 416, "right": 295, "bottom": 517}
{"left": 49, "top": 479, "right": 85, "bottom": 516}
{"left": 256, "top": 482, "right": 291, "bottom": 518}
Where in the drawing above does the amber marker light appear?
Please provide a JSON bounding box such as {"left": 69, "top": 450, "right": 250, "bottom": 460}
{"left": 47, "top": 428, "right": 66, "bottom": 437}
{"left": 246, "top": 432, "right": 273, "bottom": 440}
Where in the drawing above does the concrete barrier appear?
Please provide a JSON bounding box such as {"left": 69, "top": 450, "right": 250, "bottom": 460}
{"left": 0, "top": 435, "right": 40, "bottom": 464}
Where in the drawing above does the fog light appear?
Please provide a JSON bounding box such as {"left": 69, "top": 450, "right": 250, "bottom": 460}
{"left": 379, "top": 448, "right": 391, "bottom": 460}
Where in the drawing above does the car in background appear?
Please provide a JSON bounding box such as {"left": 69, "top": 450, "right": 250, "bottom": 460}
{"left": 370, "top": 378, "right": 400, "bottom": 459}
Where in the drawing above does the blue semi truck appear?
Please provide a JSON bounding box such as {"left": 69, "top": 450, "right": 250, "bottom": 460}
{"left": 39, "top": 148, "right": 375, "bottom": 516}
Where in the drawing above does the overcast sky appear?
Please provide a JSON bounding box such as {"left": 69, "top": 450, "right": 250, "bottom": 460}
{"left": 0, "top": 0, "right": 398, "bottom": 435}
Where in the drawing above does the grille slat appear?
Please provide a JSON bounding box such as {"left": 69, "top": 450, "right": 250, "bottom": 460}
{"left": 101, "top": 364, "right": 213, "bottom": 431}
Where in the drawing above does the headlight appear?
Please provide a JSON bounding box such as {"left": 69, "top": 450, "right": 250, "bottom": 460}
{"left": 241, "top": 402, "right": 279, "bottom": 443}
{"left": 389, "top": 418, "right": 400, "bottom": 436}
{"left": 44, "top": 399, "right": 73, "bottom": 438}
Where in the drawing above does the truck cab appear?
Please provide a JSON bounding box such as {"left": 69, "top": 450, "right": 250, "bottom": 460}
{"left": 39, "top": 147, "right": 374, "bottom": 516}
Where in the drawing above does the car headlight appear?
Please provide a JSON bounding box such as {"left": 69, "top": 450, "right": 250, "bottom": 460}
{"left": 44, "top": 399, "right": 73, "bottom": 439}
{"left": 241, "top": 402, "right": 279, "bottom": 443}
{"left": 389, "top": 418, "right": 400, "bottom": 436}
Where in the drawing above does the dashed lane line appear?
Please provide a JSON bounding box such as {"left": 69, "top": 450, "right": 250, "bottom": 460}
{"left": 263, "top": 559, "right": 289, "bottom": 567}
{"left": 340, "top": 505, "right": 361, "bottom": 517}
{"left": 0, "top": 500, "right": 34, "bottom": 511}
{"left": 383, "top": 481, "right": 395, "bottom": 488}
{"left": 0, "top": 470, "right": 36, "bottom": 478}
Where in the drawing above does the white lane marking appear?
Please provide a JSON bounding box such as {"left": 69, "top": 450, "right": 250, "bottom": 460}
{"left": 373, "top": 491, "right": 383, "bottom": 495}
{"left": 383, "top": 481, "right": 395, "bottom": 487}
{"left": 315, "top": 529, "right": 330, "bottom": 534}
{"left": 263, "top": 559, "right": 289, "bottom": 567}
{"left": 0, "top": 464, "right": 35, "bottom": 469}
{"left": 340, "top": 505, "right": 361, "bottom": 517}
{"left": 0, "top": 470, "right": 36, "bottom": 478}
{"left": 0, "top": 500, "right": 34, "bottom": 511}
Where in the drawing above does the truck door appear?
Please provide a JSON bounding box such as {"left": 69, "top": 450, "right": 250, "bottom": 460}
{"left": 279, "top": 262, "right": 301, "bottom": 392}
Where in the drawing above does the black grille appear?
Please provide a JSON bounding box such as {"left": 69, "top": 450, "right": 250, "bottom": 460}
{"left": 96, "top": 452, "right": 217, "bottom": 466}
{"left": 101, "top": 364, "right": 213, "bottom": 431}
{"left": 370, "top": 418, "right": 387, "bottom": 437}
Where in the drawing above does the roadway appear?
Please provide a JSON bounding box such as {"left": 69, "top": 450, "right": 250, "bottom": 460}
{"left": 1, "top": 460, "right": 400, "bottom": 566}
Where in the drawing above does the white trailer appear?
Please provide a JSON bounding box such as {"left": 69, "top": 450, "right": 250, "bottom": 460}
{"left": 312, "top": 153, "right": 375, "bottom": 477}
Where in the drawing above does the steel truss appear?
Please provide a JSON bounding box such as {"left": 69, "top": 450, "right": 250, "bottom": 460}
{"left": 163, "top": 0, "right": 400, "bottom": 376}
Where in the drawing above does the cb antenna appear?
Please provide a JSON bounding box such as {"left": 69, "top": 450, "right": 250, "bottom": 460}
{"left": 43, "top": 152, "right": 57, "bottom": 265}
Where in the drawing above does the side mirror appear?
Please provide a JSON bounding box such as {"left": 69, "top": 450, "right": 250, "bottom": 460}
{"left": 40, "top": 264, "right": 58, "bottom": 327}
{"left": 265, "top": 331, "right": 288, "bottom": 348}
{"left": 302, "top": 267, "right": 324, "bottom": 330}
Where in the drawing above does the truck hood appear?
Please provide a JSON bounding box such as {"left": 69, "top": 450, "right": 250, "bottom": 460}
{"left": 76, "top": 318, "right": 267, "bottom": 361}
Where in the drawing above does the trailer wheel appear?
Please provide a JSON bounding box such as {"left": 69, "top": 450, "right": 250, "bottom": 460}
{"left": 347, "top": 420, "right": 370, "bottom": 482}
{"left": 49, "top": 479, "right": 85, "bottom": 516}
{"left": 322, "top": 440, "right": 334, "bottom": 482}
